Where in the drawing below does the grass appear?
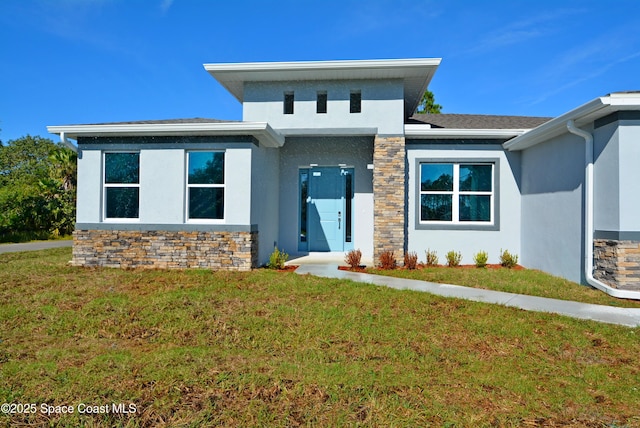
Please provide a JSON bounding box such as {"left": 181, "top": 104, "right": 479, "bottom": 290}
{"left": 0, "top": 248, "right": 639, "bottom": 427}
{"left": 368, "top": 265, "right": 640, "bottom": 309}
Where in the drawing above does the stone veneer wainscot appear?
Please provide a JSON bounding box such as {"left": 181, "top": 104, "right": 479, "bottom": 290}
{"left": 594, "top": 239, "right": 640, "bottom": 291}
{"left": 373, "top": 135, "right": 406, "bottom": 264}
{"left": 72, "top": 229, "right": 258, "bottom": 271}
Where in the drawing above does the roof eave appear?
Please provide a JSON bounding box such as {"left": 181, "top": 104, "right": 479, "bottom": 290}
{"left": 503, "top": 93, "right": 640, "bottom": 151}
{"left": 404, "top": 124, "right": 528, "bottom": 139}
{"left": 47, "top": 122, "right": 285, "bottom": 148}
{"left": 204, "top": 58, "right": 442, "bottom": 109}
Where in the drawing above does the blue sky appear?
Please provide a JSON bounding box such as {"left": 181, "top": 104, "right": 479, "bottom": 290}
{"left": 1, "top": 0, "right": 640, "bottom": 143}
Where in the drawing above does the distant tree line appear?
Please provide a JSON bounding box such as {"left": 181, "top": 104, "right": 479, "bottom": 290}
{"left": 0, "top": 135, "right": 77, "bottom": 242}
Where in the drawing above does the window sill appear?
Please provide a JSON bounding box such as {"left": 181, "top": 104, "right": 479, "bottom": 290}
{"left": 416, "top": 222, "right": 499, "bottom": 231}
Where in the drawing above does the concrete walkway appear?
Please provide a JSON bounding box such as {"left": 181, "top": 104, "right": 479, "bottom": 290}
{"left": 294, "top": 263, "right": 640, "bottom": 327}
{"left": 0, "top": 240, "right": 72, "bottom": 254}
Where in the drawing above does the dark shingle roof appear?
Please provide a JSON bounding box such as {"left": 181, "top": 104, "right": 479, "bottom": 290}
{"left": 86, "top": 118, "right": 237, "bottom": 125}
{"left": 407, "top": 113, "right": 551, "bottom": 129}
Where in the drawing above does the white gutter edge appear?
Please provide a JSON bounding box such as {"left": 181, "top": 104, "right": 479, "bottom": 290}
{"left": 566, "top": 120, "right": 640, "bottom": 300}
{"left": 203, "top": 58, "right": 443, "bottom": 72}
{"left": 404, "top": 125, "right": 528, "bottom": 139}
{"left": 47, "top": 122, "right": 285, "bottom": 148}
{"left": 59, "top": 132, "right": 77, "bottom": 153}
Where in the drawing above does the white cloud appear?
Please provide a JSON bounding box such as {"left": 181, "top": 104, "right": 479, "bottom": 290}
{"left": 160, "top": 0, "right": 174, "bottom": 13}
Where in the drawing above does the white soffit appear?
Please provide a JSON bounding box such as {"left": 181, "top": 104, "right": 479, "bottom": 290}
{"left": 204, "top": 58, "right": 441, "bottom": 114}
{"left": 46, "top": 122, "right": 285, "bottom": 148}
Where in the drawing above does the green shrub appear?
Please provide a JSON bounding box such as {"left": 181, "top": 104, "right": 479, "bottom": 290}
{"left": 344, "top": 249, "right": 362, "bottom": 270}
{"left": 404, "top": 251, "right": 418, "bottom": 270}
{"left": 378, "top": 250, "right": 397, "bottom": 270}
{"left": 500, "top": 249, "right": 519, "bottom": 268}
{"left": 425, "top": 249, "right": 439, "bottom": 267}
{"left": 474, "top": 251, "right": 488, "bottom": 268}
{"left": 267, "top": 246, "right": 289, "bottom": 270}
{"left": 446, "top": 250, "right": 462, "bottom": 267}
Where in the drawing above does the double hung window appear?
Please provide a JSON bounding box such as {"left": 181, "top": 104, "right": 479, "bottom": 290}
{"left": 420, "top": 162, "right": 494, "bottom": 224}
{"left": 104, "top": 152, "right": 140, "bottom": 219}
{"left": 187, "top": 151, "right": 225, "bottom": 220}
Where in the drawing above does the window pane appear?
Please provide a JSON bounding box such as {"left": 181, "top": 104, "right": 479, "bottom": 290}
{"left": 317, "top": 91, "right": 327, "bottom": 114}
{"left": 188, "top": 152, "right": 224, "bottom": 184}
{"left": 459, "top": 164, "right": 492, "bottom": 191}
{"left": 189, "top": 187, "right": 224, "bottom": 219}
{"left": 284, "top": 92, "right": 294, "bottom": 114}
{"left": 459, "top": 195, "right": 491, "bottom": 221}
{"left": 105, "top": 153, "right": 139, "bottom": 184}
{"left": 421, "top": 194, "right": 452, "bottom": 221}
{"left": 345, "top": 171, "right": 352, "bottom": 242}
{"left": 421, "top": 164, "right": 453, "bottom": 191}
{"left": 299, "top": 170, "right": 308, "bottom": 243}
{"left": 350, "top": 91, "right": 361, "bottom": 113}
{"left": 106, "top": 187, "right": 139, "bottom": 218}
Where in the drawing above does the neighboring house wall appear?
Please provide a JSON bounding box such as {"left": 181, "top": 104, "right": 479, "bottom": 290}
{"left": 406, "top": 143, "right": 521, "bottom": 265}
{"left": 278, "top": 136, "right": 375, "bottom": 258}
{"left": 520, "top": 133, "right": 586, "bottom": 283}
{"left": 243, "top": 80, "right": 405, "bottom": 135}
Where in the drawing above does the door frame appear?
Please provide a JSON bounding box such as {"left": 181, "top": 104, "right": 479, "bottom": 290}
{"left": 298, "top": 165, "right": 354, "bottom": 252}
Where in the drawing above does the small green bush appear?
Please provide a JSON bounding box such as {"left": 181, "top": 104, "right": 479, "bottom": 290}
{"left": 267, "top": 246, "right": 289, "bottom": 270}
{"left": 404, "top": 251, "right": 418, "bottom": 270}
{"left": 500, "top": 249, "right": 519, "bottom": 268}
{"left": 378, "top": 250, "right": 397, "bottom": 270}
{"left": 474, "top": 251, "right": 488, "bottom": 268}
{"left": 446, "top": 250, "right": 462, "bottom": 267}
{"left": 344, "top": 249, "right": 362, "bottom": 270}
{"left": 425, "top": 249, "right": 439, "bottom": 267}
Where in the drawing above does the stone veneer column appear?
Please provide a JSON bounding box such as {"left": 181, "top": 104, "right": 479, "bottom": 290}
{"left": 373, "top": 135, "right": 406, "bottom": 265}
{"left": 594, "top": 239, "right": 640, "bottom": 291}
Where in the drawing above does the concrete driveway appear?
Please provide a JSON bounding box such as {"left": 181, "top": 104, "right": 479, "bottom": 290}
{"left": 0, "top": 240, "right": 73, "bottom": 254}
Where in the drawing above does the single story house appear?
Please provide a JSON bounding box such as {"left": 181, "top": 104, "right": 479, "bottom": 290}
{"left": 48, "top": 58, "right": 640, "bottom": 299}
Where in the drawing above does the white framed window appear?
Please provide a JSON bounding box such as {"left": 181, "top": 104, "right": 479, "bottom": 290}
{"left": 186, "top": 151, "right": 225, "bottom": 221}
{"left": 420, "top": 162, "right": 494, "bottom": 224}
{"left": 103, "top": 152, "right": 140, "bottom": 220}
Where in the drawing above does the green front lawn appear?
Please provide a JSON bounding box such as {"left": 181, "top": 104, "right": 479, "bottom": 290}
{"left": 1, "top": 248, "right": 639, "bottom": 427}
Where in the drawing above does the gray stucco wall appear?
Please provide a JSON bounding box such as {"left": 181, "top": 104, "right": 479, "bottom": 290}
{"left": 278, "top": 136, "right": 374, "bottom": 258}
{"left": 593, "top": 116, "right": 640, "bottom": 236}
{"left": 593, "top": 120, "right": 619, "bottom": 232}
{"left": 520, "top": 133, "right": 585, "bottom": 283}
{"left": 617, "top": 121, "right": 640, "bottom": 232}
{"left": 243, "top": 80, "right": 405, "bottom": 135}
{"left": 76, "top": 138, "right": 256, "bottom": 227}
{"left": 406, "top": 144, "right": 521, "bottom": 265}
{"left": 251, "top": 146, "right": 280, "bottom": 266}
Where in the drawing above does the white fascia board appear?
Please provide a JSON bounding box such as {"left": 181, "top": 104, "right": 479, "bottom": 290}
{"left": 204, "top": 58, "right": 442, "bottom": 74}
{"left": 503, "top": 98, "right": 608, "bottom": 151}
{"left": 47, "top": 122, "right": 285, "bottom": 148}
{"left": 278, "top": 127, "right": 379, "bottom": 137}
{"left": 502, "top": 93, "right": 640, "bottom": 152}
{"left": 204, "top": 58, "right": 441, "bottom": 103}
{"left": 404, "top": 124, "right": 528, "bottom": 139}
